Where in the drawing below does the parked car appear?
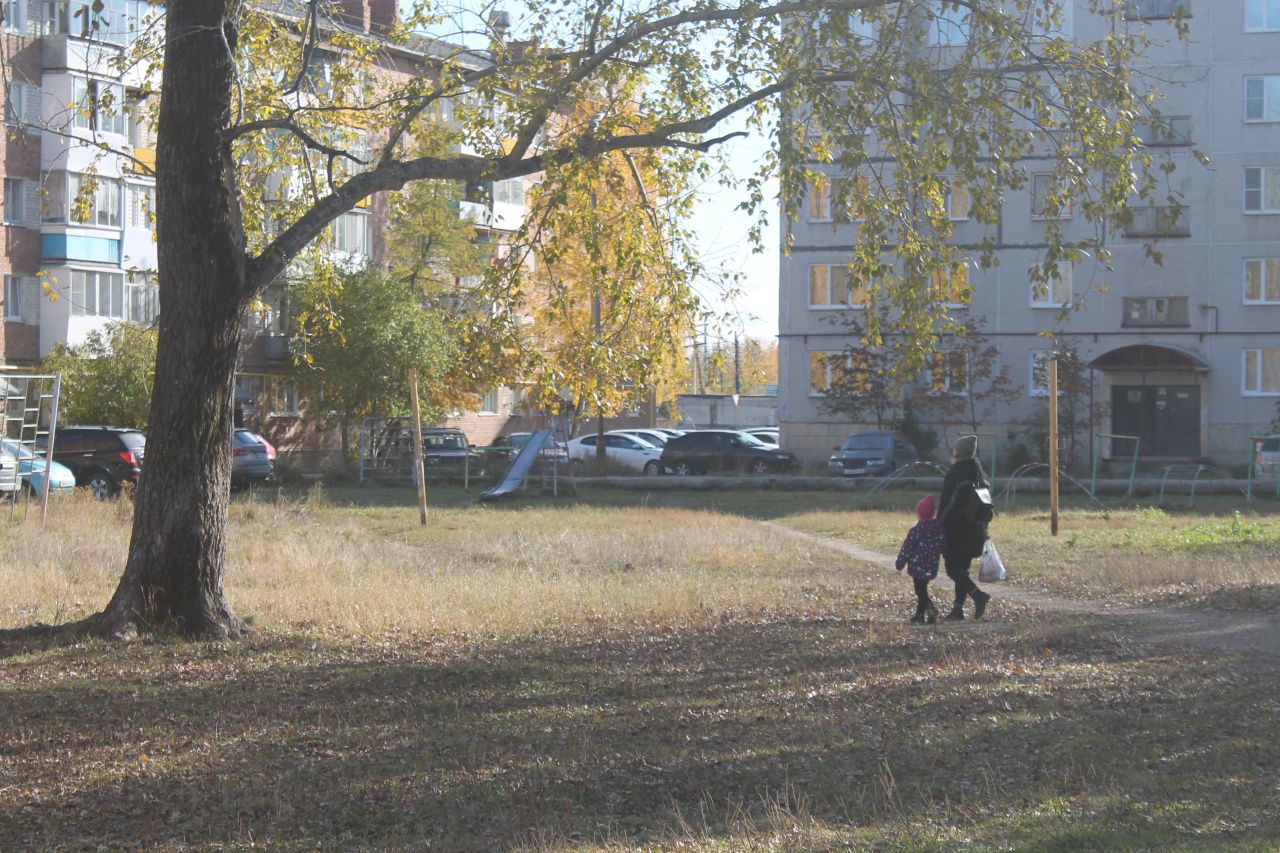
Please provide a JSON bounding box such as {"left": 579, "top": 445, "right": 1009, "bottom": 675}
{"left": 44, "top": 426, "right": 146, "bottom": 498}
{"left": 1, "top": 439, "right": 75, "bottom": 496}
{"left": 745, "top": 427, "right": 780, "bottom": 446}
{"left": 490, "top": 432, "right": 569, "bottom": 464}
{"left": 608, "top": 428, "right": 671, "bottom": 447}
{"left": 660, "top": 429, "right": 796, "bottom": 475}
{"left": 567, "top": 432, "right": 665, "bottom": 474}
{"left": 0, "top": 444, "right": 19, "bottom": 495}
{"left": 1257, "top": 437, "right": 1280, "bottom": 473}
{"left": 420, "top": 428, "right": 482, "bottom": 470}
{"left": 828, "top": 431, "right": 919, "bottom": 477}
{"left": 231, "top": 428, "right": 275, "bottom": 489}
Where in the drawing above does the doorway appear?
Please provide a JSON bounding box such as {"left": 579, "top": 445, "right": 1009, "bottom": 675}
{"left": 1111, "top": 384, "right": 1200, "bottom": 457}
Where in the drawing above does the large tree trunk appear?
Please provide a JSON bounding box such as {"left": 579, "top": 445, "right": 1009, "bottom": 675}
{"left": 95, "top": 0, "right": 250, "bottom": 639}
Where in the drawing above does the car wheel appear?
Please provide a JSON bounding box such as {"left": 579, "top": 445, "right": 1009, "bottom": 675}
{"left": 749, "top": 459, "right": 771, "bottom": 475}
{"left": 643, "top": 460, "right": 662, "bottom": 476}
{"left": 83, "top": 471, "right": 117, "bottom": 499}
{"left": 673, "top": 461, "right": 693, "bottom": 476}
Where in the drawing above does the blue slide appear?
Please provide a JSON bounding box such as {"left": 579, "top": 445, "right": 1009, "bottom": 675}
{"left": 480, "top": 429, "right": 554, "bottom": 500}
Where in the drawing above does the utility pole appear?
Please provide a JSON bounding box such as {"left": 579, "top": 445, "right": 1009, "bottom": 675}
{"left": 1048, "top": 357, "right": 1060, "bottom": 536}
{"left": 733, "top": 333, "right": 741, "bottom": 395}
{"left": 590, "top": 188, "right": 606, "bottom": 467}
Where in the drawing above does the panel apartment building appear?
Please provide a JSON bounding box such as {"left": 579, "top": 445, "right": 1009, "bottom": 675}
{"left": 778, "top": 0, "right": 1280, "bottom": 466}
{"left": 0, "top": 0, "right": 534, "bottom": 453}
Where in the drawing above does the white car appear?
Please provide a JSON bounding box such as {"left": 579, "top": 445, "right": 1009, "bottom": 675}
{"left": 568, "top": 432, "right": 665, "bottom": 474}
{"left": 608, "top": 428, "right": 671, "bottom": 447}
{"left": 745, "top": 428, "right": 779, "bottom": 446}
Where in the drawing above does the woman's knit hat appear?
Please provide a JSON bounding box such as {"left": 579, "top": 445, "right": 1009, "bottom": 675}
{"left": 916, "top": 495, "right": 935, "bottom": 521}
{"left": 954, "top": 435, "right": 978, "bottom": 459}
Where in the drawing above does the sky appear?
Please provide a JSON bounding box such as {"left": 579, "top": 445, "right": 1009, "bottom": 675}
{"left": 684, "top": 123, "right": 781, "bottom": 343}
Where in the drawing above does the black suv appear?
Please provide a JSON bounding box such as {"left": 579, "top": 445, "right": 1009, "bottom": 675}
{"left": 47, "top": 426, "right": 146, "bottom": 498}
{"left": 660, "top": 429, "right": 796, "bottom": 475}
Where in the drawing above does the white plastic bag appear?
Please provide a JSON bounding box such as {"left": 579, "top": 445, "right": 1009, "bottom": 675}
{"left": 978, "top": 538, "right": 1007, "bottom": 582}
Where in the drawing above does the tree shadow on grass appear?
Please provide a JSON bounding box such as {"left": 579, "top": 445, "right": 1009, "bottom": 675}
{"left": 1, "top": 616, "right": 1277, "bottom": 850}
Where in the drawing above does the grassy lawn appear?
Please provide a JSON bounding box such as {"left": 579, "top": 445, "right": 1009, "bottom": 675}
{"left": 1, "top": 487, "right": 1278, "bottom": 850}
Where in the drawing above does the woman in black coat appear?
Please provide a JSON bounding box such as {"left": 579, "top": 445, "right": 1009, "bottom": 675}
{"left": 937, "top": 435, "right": 992, "bottom": 620}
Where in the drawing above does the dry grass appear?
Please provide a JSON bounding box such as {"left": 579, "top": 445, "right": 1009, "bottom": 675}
{"left": 1, "top": 487, "right": 1278, "bottom": 850}
{"left": 780, "top": 501, "right": 1280, "bottom": 611}
{"left": 1, "top": 487, "right": 858, "bottom": 637}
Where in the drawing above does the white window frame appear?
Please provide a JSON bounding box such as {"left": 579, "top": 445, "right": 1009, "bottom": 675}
{"left": 124, "top": 271, "right": 158, "bottom": 323}
{"left": 1245, "top": 75, "right": 1280, "bottom": 123}
{"left": 944, "top": 176, "right": 971, "bottom": 220}
{"left": 1029, "top": 350, "right": 1059, "bottom": 397}
{"left": 1242, "top": 348, "right": 1280, "bottom": 396}
{"left": 235, "top": 373, "right": 301, "bottom": 416}
{"left": 3, "top": 275, "right": 22, "bottom": 321}
{"left": 933, "top": 263, "right": 970, "bottom": 307}
{"left": 71, "top": 76, "right": 127, "bottom": 137}
{"left": 807, "top": 263, "right": 866, "bottom": 309}
{"left": 926, "top": 0, "right": 970, "bottom": 44}
{"left": 808, "top": 179, "right": 832, "bottom": 222}
{"left": 1031, "top": 172, "right": 1071, "bottom": 220}
{"left": 125, "top": 182, "right": 154, "bottom": 230}
{"left": 1030, "top": 266, "right": 1072, "bottom": 308}
{"left": 1243, "top": 257, "right": 1280, "bottom": 305}
{"left": 1244, "top": 166, "right": 1280, "bottom": 214}
{"left": 5, "top": 79, "right": 39, "bottom": 129}
{"left": 809, "top": 351, "right": 851, "bottom": 396}
{"left": 930, "top": 349, "right": 969, "bottom": 395}
{"left": 4, "top": 177, "right": 28, "bottom": 225}
{"left": 69, "top": 269, "right": 125, "bottom": 318}
{"left": 1246, "top": 0, "right": 1280, "bottom": 31}
{"left": 332, "top": 210, "right": 371, "bottom": 258}
{"left": 479, "top": 388, "right": 500, "bottom": 414}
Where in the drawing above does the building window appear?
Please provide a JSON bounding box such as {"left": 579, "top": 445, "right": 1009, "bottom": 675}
{"left": 1123, "top": 205, "right": 1190, "bottom": 237}
{"left": 808, "top": 264, "right": 866, "bottom": 308}
{"left": 493, "top": 178, "right": 524, "bottom": 206}
{"left": 1122, "top": 296, "right": 1189, "bottom": 327}
{"left": 944, "top": 177, "right": 970, "bottom": 220}
{"left": 125, "top": 272, "right": 158, "bottom": 323}
{"left": 1244, "top": 258, "right": 1280, "bottom": 304}
{"left": 930, "top": 350, "right": 968, "bottom": 393}
{"left": 808, "top": 179, "right": 831, "bottom": 221}
{"left": 70, "top": 270, "right": 124, "bottom": 317}
{"left": 71, "top": 76, "right": 127, "bottom": 136}
{"left": 5, "top": 80, "right": 39, "bottom": 128}
{"left": 46, "top": 0, "right": 149, "bottom": 44}
{"left": 1246, "top": 0, "right": 1280, "bottom": 31}
{"left": 235, "top": 374, "right": 300, "bottom": 416}
{"left": 1245, "top": 166, "right": 1280, "bottom": 213}
{"left": 932, "top": 263, "right": 969, "bottom": 305}
{"left": 44, "top": 173, "right": 122, "bottom": 227}
{"left": 1030, "top": 266, "right": 1071, "bottom": 307}
{"left": 926, "top": 0, "right": 970, "bottom": 44}
{"left": 1031, "top": 173, "right": 1071, "bottom": 219}
{"left": 1243, "top": 348, "right": 1280, "bottom": 395}
{"left": 809, "top": 351, "right": 867, "bottom": 395}
{"left": 1245, "top": 76, "right": 1280, "bottom": 122}
{"left": 1135, "top": 115, "right": 1192, "bottom": 146}
{"left": 479, "top": 388, "right": 499, "bottom": 413}
{"left": 331, "top": 210, "right": 371, "bottom": 258}
{"left": 4, "top": 275, "right": 23, "bottom": 321}
{"left": 1123, "top": 0, "right": 1187, "bottom": 20}
{"left": 126, "top": 182, "right": 153, "bottom": 229}
{"left": 1029, "top": 350, "right": 1059, "bottom": 396}
{"left": 3, "top": 178, "right": 37, "bottom": 226}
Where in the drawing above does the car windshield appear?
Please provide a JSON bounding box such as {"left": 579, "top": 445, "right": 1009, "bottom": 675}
{"left": 735, "top": 432, "right": 768, "bottom": 447}
{"left": 842, "top": 435, "right": 893, "bottom": 451}
{"left": 425, "top": 434, "right": 465, "bottom": 449}
{"left": 1, "top": 439, "right": 34, "bottom": 459}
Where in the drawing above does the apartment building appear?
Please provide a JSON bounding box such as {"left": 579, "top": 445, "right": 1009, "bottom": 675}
{"left": 0, "top": 0, "right": 533, "bottom": 453}
{"left": 778, "top": 0, "right": 1280, "bottom": 466}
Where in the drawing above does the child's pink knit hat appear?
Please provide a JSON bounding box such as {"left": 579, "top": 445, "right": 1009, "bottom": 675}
{"left": 916, "top": 495, "right": 935, "bottom": 521}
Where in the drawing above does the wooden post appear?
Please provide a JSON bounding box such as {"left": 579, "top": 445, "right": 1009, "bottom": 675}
{"left": 1048, "top": 358, "right": 1059, "bottom": 536}
{"left": 408, "top": 367, "right": 428, "bottom": 526}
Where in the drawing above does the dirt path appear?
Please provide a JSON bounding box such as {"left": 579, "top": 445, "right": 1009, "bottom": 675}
{"left": 762, "top": 520, "right": 1280, "bottom": 660}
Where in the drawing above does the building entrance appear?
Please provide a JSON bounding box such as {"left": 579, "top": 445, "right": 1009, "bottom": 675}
{"left": 1110, "top": 384, "right": 1200, "bottom": 458}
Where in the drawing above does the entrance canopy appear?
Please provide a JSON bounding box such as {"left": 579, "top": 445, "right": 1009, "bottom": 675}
{"left": 1089, "top": 344, "right": 1210, "bottom": 373}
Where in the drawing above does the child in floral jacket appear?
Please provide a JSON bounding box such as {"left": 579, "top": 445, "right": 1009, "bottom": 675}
{"left": 895, "top": 495, "right": 946, "bottom": 624}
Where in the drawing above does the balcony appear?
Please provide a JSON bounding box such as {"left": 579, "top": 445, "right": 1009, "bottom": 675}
{"left": 262, "top": 334, "right": 292, "bottom": 362}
